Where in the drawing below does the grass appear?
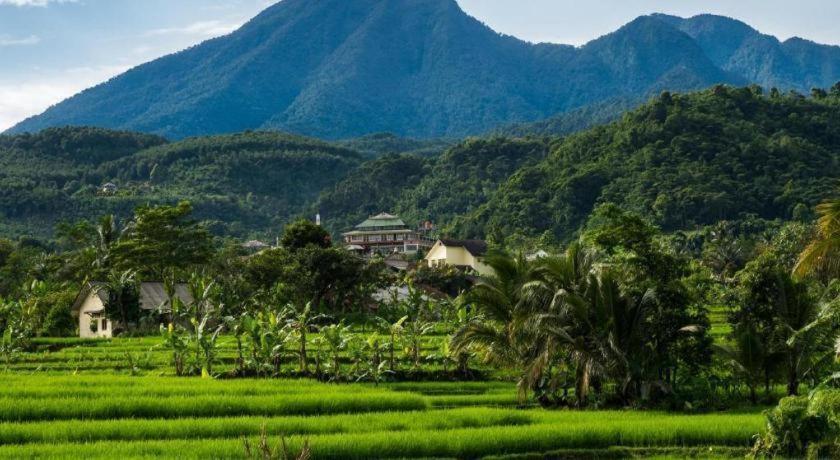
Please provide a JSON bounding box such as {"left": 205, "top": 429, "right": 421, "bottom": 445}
{"left": 0, "top": 336, "right": 766, "bottom": 459}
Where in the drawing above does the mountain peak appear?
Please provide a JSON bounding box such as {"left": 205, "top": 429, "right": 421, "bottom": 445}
{"left": 8, "top": 5, "right": 840, "bottom": 139}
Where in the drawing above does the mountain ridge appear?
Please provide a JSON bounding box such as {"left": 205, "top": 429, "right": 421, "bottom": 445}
{"left": 8, "top": 1, "right": 840, "bottom": 139}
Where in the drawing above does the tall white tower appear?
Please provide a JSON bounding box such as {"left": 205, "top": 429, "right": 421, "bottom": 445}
{"left": 315, "top": 213, "right": 322, "bottom": 226}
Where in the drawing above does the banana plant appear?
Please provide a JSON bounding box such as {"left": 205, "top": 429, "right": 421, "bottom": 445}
{"left": 403, "top": 318, "right": 435, "bottom": 370}
{"left": 159, "top": 322, "right": 189, "bottom": 376}
{"left": 193, "top": 315, "right": 224, "bottom": 378}
{"left": 357, "top": 333, "right": 390, "bottom": 385}
{"left": 320, "top": 322, "right": 351, "bottom": 381}
{"left": 378, "top": 315, "right": 408, "bottom": 372}
{"left": 285, "top": 303, "right": 325, "bottom": 375}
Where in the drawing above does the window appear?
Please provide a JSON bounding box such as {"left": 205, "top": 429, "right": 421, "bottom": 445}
{"left": 101, "top": 319, "right": 108, "bottom": 331}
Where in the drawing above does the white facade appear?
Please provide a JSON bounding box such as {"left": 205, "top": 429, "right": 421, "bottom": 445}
{"left": 75, "top": 290, "right": 113, "bottom": 339}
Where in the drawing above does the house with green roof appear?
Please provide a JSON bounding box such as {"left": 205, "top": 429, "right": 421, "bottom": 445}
{"left": 342, "top": 213, "right": 433, "bottom": 255}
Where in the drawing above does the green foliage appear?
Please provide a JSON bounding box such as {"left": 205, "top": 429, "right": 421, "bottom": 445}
{"left": 0, "top": 129, "right": 361, "bottom": 240}
{"left": 475, "top": 86, "right": 840, "bottom": 246}
{"left": 280, "top": 219, "right": 331, "bottom": 250}
{"left": 113, "top": 201, "right": 214, "bottom": 279}
{"left": 752, "top": 391, "right": 840, "bottom": 458}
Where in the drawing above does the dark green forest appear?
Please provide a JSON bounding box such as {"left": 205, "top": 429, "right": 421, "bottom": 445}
{"left": 3, "top": 85, "right": 840, "bottom": 248}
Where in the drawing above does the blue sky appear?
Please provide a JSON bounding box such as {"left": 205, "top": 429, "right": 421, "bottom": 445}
{"left": 2, "top": 0, "right": 840, "bottom": 131}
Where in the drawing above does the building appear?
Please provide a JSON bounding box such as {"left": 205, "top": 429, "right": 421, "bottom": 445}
{"left": 242, "top": 240, "right": 271, "bottom": 252}
{"left": 100, "top": 182, "right": 118, "bottom": 195}
{"left": 342, "top": 213, "right": 434, "bottom": 255}
{"left": 424, "top": 239, "right": 493, "bottom": 276}
{"left": 71, "top": 282, "right": 194, "bottom": 338}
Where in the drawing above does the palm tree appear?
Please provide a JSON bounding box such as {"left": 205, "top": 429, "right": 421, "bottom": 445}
{"left": 773, "top": 274, "right": 837, "bottom": 395}
{"left": 94, "top": 214, "right": 119, "bottom": 272}
{"left": 98, "top": 270, "right": 137, "bottom": 334}
{"left": 794, "top": 197, "right": 840, "bottom": 281}
{"left": 450, "top": 251, "right": 537, "bottom": 399}
{"left": 544, "top": 269, "right": 653, "bottom": 405}
{"left": 716, "top": 325, "right": 768, "bottom": 404}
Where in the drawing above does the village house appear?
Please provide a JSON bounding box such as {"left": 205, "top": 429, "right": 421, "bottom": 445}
{"left": 71, "top": 282, "right": 194, "bottom": 338}
{"left": 342, "top": 213, "right": 434, "bottom": 255}
{"left": 99, "top": 182, "right": 118, "bottom": 196}
{"left": 424, "top": 239, "right": 493, "bottom": 276}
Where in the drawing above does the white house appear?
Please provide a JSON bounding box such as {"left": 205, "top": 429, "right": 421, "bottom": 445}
{"left": 71, "top": 282, "right": 194, "bottom": 339}
{"left": 71, "top": 283, "right": 111, "bottom": 339}
{"left": 424, "top": 239, "right": 494, "bottom": 276}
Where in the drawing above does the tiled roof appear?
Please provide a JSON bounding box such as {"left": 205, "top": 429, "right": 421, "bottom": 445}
{"left": 355, "top": 212, "right": 407, "bottom": 229}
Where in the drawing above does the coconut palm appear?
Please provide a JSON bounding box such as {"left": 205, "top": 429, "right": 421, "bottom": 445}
{"left": 543, "top": 270, "right": 654, "bottom": 405}
{"left": 451, "top": 251, "right": 538, "bottom": 399}
{"left": 716, "top": 325, "right": 768, "bottom": 404}
{"left": 794, "top": 197, "right": 840, "bottom": 281}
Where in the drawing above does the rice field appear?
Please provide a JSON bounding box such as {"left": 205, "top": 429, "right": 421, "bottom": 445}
{"left": 0, "top": 338, "right": 764, "bottom": 459}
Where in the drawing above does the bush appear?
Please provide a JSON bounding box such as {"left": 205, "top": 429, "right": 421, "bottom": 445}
{"left": 751, "top": 391, "right": 840, "bottom": 458}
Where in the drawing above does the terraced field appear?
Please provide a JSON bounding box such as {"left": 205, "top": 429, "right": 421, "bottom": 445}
{"left": 0, "top": 338, "right": 764, "bottom": 459}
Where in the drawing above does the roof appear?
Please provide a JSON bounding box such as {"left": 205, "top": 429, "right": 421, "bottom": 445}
{"left": 438, "top": 239, "right": 489, "bottom": 257}
{"left": 346, "top": 244, "right": 366, "bottom": 251}
{"left": 139, "top": 282, "right": 194, "bottom": 312}
{"left": 71, "top": 282, "right": 108, "bottom": 315}
{"left": 242, "top": 240, "right": 270, "bottom": 250}
{"left": 343, "top": 229, "right": 413, "bottom": 236}
{"left": 355, "top": 212, "right": 407, "bottom": 229}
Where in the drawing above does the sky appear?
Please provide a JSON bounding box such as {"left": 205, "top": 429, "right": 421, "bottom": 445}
{"left": 2, "top": 0, "right": 840, "bottom": 131}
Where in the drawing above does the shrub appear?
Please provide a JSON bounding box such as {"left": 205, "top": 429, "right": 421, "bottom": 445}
{"left": 751, "top": 391, "right": 840, "bottom": 458}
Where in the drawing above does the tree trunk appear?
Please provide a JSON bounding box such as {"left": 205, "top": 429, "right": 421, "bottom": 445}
{"left": 576, "top": 366, "right": 590, "bottom": 407}
{"left": 299, "top": 328, "right": 307, "bottom": 374}
{"left": 389, "top": 337, "right": 395, "bottom": 372}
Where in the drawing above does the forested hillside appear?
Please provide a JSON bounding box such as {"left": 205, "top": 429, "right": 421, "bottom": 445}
{"left": 313, "top": 138, "right": 548, "bottom": 236}
{"left": 2, "top": 85, "right": 840, "bottom": 245}
{"left": 470, "top": 85, "right": 840, "bottom": 246}
{"left": 0, "top": 130, "right": 362, "bottom": 239}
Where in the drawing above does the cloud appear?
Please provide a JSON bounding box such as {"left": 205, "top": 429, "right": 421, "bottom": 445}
{"left": 0, "top": 34, "right": 40, "bottom": 46}
{"left": 0, "top": 64, "right": 129, "bottom": 131}
{"left": 0, "top": 0, "right": 77, "bottom": 6}
{"left": 144, "top": 20, "right": 243, "bottom": 38}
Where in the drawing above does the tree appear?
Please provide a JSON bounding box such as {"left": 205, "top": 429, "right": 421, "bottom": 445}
{"left": 451, "top": 252, "right": 538, "bottom": 401}
{"left": 716, "top": 325, "right": 768, "bottom": 404}
{"left": 113, "top": 202, "right": 214, "bottom": 279}
{"left": 99, "top": 270, "right": 139, "bottom": 335}
{"left": 794, "top": 197, "right": 840, "bottom": 282}
{"left": 280, "top": 219, "right": 331, "bottom": 250}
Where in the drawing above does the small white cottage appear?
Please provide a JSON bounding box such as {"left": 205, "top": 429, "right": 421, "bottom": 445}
{"left": 71, "top": 283, "right": 111, "bottom": 339}
{"left": 71, "top": 282, "right": 195, "bottom": 339}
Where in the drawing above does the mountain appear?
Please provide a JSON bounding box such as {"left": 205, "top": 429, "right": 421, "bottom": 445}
{"left": 9, "top": 1, "right": 840, "bottom": 140}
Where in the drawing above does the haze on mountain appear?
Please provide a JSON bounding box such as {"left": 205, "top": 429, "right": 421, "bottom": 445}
{"left": 8, "top": 0, "right": 840, "bottom": 140}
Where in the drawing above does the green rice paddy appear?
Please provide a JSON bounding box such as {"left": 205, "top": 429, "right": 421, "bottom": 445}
{"left": 0, "top": 338, "right": 763, "bottom": 459}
